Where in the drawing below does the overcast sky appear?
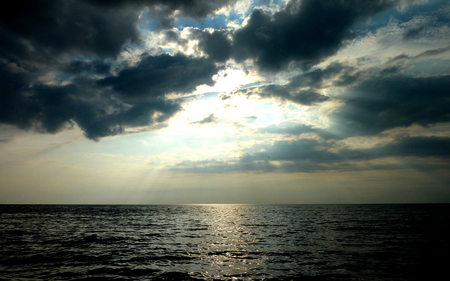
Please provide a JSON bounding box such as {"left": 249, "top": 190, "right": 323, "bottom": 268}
{"left": 1, "top": 0, "right": 450, "bottom": 204}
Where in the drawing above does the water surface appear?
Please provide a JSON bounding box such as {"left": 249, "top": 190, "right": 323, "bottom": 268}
{"left": 1, "top": 204, "right": 448, "bottom": 280}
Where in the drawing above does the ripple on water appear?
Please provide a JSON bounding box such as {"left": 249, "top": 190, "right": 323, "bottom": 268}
{"left": 0, "top": 204, "right": 449, "bottom": 280}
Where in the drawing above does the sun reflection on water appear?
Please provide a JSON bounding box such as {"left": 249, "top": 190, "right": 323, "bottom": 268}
{"left": 192, "top": 204, "right": 267, "bottom": 279}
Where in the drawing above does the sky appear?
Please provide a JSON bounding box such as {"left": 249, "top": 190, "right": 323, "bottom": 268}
{"left": 1, "top": 0, "right": 450, "bottom": 204}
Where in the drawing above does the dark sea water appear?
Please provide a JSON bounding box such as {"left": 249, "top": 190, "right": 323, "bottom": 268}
{"left": 0, "top": 204, "right": 449, "bottom": 280}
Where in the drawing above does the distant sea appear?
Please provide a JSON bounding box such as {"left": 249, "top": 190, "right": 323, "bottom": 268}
{"left": 1, "top": 204, "right": 449, "bottom": 280}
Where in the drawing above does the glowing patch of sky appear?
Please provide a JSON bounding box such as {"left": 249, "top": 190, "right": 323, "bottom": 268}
{"left": 192, "top": 68, "right": 259, "bottom": 96}
{"left": 175, "top": 13, "right": 238, "bottom": 30}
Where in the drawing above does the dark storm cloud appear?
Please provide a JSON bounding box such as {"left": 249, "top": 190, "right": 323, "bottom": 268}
{"left": 277, "top": 60, "right": 358, "bottom": 89}
{"left": 0, "top": 0, "right": 141, "bottom": 60}
{"left": 331, "top": 74, "right": 450, "bottom": 137}
{"left": 231, "top": 0, "right": 399, "bottom": 71}
{"left": 197, "top": 30, "right": 232, "bottom": 63}
{"left": 63, "top": 60, "right": 111, "bottom": 75}
{"left": 0, "top": 77, "right": 183, "bottom": 141}
{"left": 85, "top": 0, "right": 238, "bottom": 27}
{"left": 31, "top": 84, "right": 80, "bottom": 134}
{"left": 0, "top": 0, "right": 447, "bottom": 144}
{"left": 0, "top": 0, "right": 232, "bottom": 140}
{"left": 0, "top": 71, "right": 111, "bottom": 140}
{"left": 0, "top": 0, "right": 238, "bottom": 60}
{"left": 97, "top": 54, "right": 219, "bottom": 101}
{"left": 0, "top": 56, "right": 214, "bottom": 140}
{"left": 72, "top": 100, "right": 182, "bottom": 141}
{"left": 0, "top": 52, "right": 217, "bottom": 140}
{"left": 0, "top": 62, "right": 37, "bottom": 130}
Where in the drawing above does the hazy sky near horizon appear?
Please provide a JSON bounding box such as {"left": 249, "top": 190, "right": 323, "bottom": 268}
{"left": 1, "top": 0, "right": 450, "bottom": 204}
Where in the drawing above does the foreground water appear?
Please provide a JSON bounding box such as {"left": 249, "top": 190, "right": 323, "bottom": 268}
{"left": 0, "top": 204, "right": 449, "bottom": 280}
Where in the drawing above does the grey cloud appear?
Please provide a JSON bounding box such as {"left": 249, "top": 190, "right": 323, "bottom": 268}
{"left": 403, "top": 26, "right": 426, "bottom": 40}
{"left": 85, "top": 0, "right": 238, "bottom": 27}
{"left": 390, "top": 45, "right": 450, "bottom": 62}
{"left": 63, "top": 60, "right": 111, "bottom": 75}
{"left": 197, "top": 30, "right": 232, "bottom": 63}
{"left": 171, "top": 158, "right": 277, "bottom": 174}
{"left": 164, "top": 30, "right": 181, "bottom": 42}
{"left": 219, "top": 94, "right": 232, "bottom": 100}
{"left": 192, "top": 113, "right": 216, "bottom": 125}
{"left": 1, "top": 0, "right": 448, "bottom": 144}
{"left": 97, "top": 54, "right": 219, "bottom": 101}
{"left": 365, "top": 136, "right": 450, "bottom": 158}
{"left": 0, "top": 0, "right": 231, "bottom": 140}
{"left": 233, "top": 62, "right": 358, "bottom": 107}
{"left": 383, "top": 46, "right": 450, "bottom": 72}
{"left": 402, "top": 4, "right": 450, "bottom": 42}
{"left": 171, "top": 158, "right": 278, "bottom": 174}
{"left": 170, "top": 136, "right": 450, "bottom": 173}
{"left": 231, "top": 0, "right": 399, "bottom": 71}
{"left": 289, "top": 90, "right": 330, "bottom": 105}
{"left": 0, "top": 54, "right": 202, "bottom": 140}
{"left": 35, "top": 83, "right": 182, "bottom": 141}
{"left": 288, "top": 62, "right": 346, "bottom": 88}
{"left": 169, "top": 138, "right": 348, "bottom": 173}
{"left": 266, "top": 65, "right": 450, "bottom": 139}
{"left": 238, "top": 63, "right": 449, "bottom": 141}
{"left": 259, "top": 123, "right": 315, "bottom": 135}
{"left": 31, "top": 84, "right": 79, "bottom": 134}
{"left": 0, "top": 74, "right": 111, "bottom": 140}
{"left": 0, "top": 63, "right": 38, "bottom": 130}
{"left": 241, "top": 138, "right": 337, "bottom": 163}
{"left": 333, "top": 72, "right": 363, "bottom": 87}
{"left": 390, "top": 54, "right": 411, "bottom": 62}
{"left": 240, "top": 84, "right": 329, "bottom": 106}
{"left": 0, "top": 0, "right": 237, "bottom": 61}
{"left": 330, "top": 74, "right": 450, "bottom": 137}
{"left": 414, "top": 45, "right": 450, "bottom": 59}
{"left": 0, "top": 0, "right": 141, "bottom": 61}
{"left": 378, "top": 66, "right": 403, "bottom": 76}
{"left": 281, "top": 62, "right": 361, "bottom": 89}
{"left": 163, "top": 30, "right": 188, "bottom": 46}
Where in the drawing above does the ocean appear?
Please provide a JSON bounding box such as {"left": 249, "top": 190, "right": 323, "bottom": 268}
{"left": 0, "top": 204, "right": 449, "bottom": 280}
